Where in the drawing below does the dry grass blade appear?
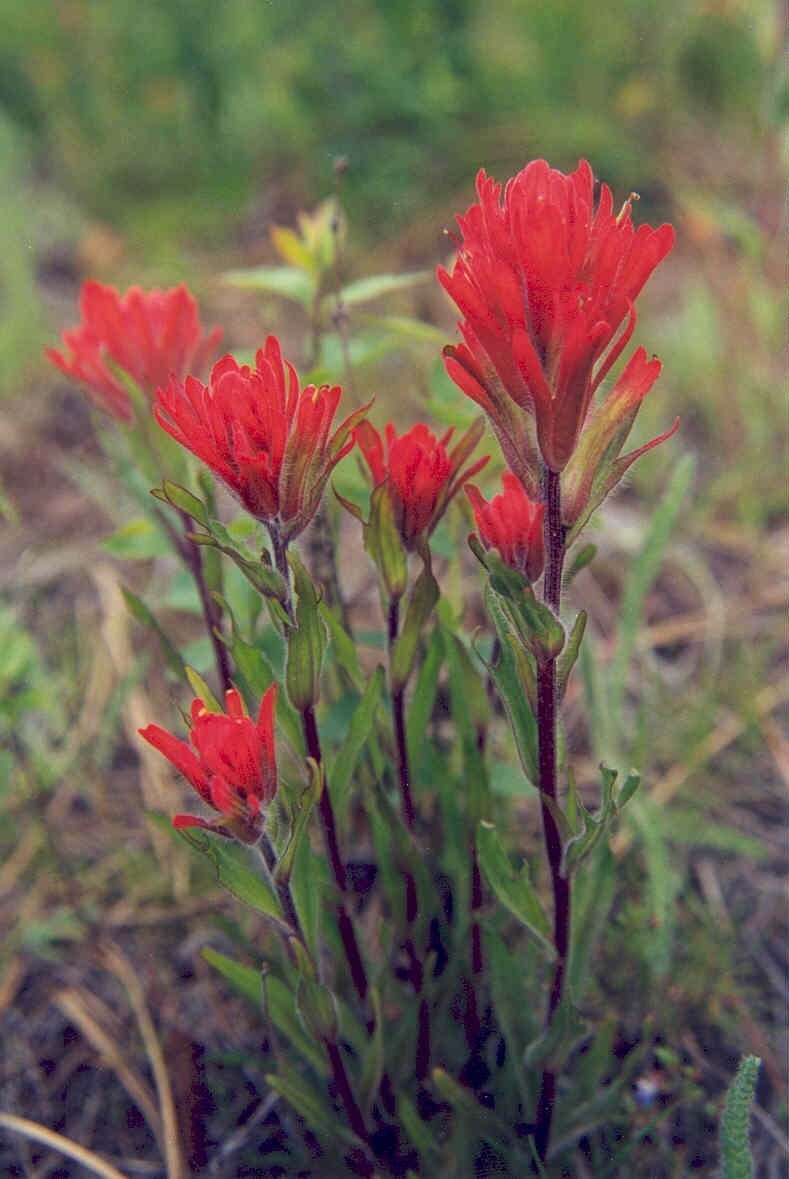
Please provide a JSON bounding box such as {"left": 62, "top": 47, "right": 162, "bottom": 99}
{"left": 102, "top": 944, "right": 184, "bottom": 1179}
{"left": 54, "top": 989, "right": 162, "bottom": 1143}
{"left": 0, "top": 1111, "right": 129, "bottom": 1179}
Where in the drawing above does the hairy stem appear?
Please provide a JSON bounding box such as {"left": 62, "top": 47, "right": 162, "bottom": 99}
{"left": 178, "top": 512, "right": 233, "bottom": 696}
{"left": 387, "top": 597, "right": 416, "bottom": 831}
{"left": 534, "top": 467, "right": 570, "bottom": 1163}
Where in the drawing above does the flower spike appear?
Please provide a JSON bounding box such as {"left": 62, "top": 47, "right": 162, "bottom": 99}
{"left": 439, "top": 159, "right": 675, "bottom": 479}
{"left": 155, "top": 336, "right": 369, "bottom": 541}
{"left": 466, "top": 472, "right": 545, "bottom": 582}
{"left": 356, "top": 417, "right": 489, "bottom": 550}
{"left": 139, "top": 685, "right": 278, "bottom": 843}
{"left": 46, "top": 281, "right": 222, "bottom": 421}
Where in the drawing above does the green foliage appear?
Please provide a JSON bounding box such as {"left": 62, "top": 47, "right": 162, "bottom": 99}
{"left": 719, "top": 1055, "right": 761, "bottom": 1179}
{"left": 476, "top": 821, "right": 553, "bottom": 957}
{"left": 0, "top": 0, "right": 769, "bottom": 241}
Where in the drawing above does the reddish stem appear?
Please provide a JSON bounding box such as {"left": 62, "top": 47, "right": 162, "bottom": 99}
{"left": 534, "top": 467, "right": 570, "bottom": 1163}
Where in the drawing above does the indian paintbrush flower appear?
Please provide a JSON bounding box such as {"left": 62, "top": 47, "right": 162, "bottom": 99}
{"left": 439, "top": 158, "right": 677, "bottom": 506}
{"left": 46, "top": 281, "right": 223, "bottom": 422}
{"left": 155, "top": 336, "right": 369, "bottom": 541}
{"left": 466, "top": 471, "right": 545, "bottom": 582}
{"left": 355, "top": 418, "right": 489, "bottom": 550}
{"left": 139, "top": 686, "right": 278, "bottom": 843}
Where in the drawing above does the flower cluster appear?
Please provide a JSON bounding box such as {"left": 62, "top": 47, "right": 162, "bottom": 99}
{"left": 440, "top": 159, "right": 677, "bottom": 517}
{"left": 466, "top": 471, "right": 545, "bottom": 582}
{"left": 356, "top": 418, "right": 488, "bottom": 549}
{"left": 156, "top": 336, "right": 369, "bottom": 541}
{"left": 47, "top": 281, "right": 222, "bottom": 421}
{"left": 140, "top": 686, "right": 278, "bottom": 842}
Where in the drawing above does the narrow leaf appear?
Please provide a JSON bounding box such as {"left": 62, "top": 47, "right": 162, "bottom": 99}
{"left": 330, "top": 666, "right": 385, "bottom": 818}
{"left": 476, "top": 822, "right": 553, "bottom": 956}
{"left": 339, "top": 270, "right": 431, "bottom": 307}
{"left": 121, "top": 587, "right": 187, "bottom": 680}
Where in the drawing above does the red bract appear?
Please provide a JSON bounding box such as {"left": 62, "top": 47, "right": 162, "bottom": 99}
{"left": 439, "top": 159, "right": 675, "bottom": 479}
{"left": 466, "top": 471, "right": 545, "bottom": 582}
{"left": 139, "top": 686, "right": 277, "bottom": 843}
{"left": 46, "top": 281, "right": 223, "bottom": 422}
{"left": 156, "top": 336, "right": 369, "bottom": 540}
{"left": 356, "top": 418, "right": 489, "bottom": 548}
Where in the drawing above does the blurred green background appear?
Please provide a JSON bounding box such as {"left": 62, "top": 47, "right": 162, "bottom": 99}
{"left": 0, "top": 0, "right": 782, "bottom": 387}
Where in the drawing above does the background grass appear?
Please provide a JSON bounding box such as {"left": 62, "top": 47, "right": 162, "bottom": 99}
{"left": 0, "top": 1, "right": 785, "bottom": 1175}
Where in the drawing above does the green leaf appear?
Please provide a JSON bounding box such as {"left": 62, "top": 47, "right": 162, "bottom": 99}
{"left": 397, "top": 1092, "right": 441, "bottom": 1164}
{"left": 476, "top": 821, "right": 553, "bottom": 956}
{"left": 485, "top": 552, "right": 565, "bottom": 662}
{"left": 442, "top": 628, "right": 489, "bottom": 821}
{"left": 275, "top": 758, "right": 323, "bottom": 885}
{"left": 296, "top": 976, "right": 339, "bottom": 1041}
{"left": 365, "top": 482, "right": 408, "bottom": 601}
{"left": 362, "top": 314, "right": 447, "bottom": 346}
{"left": 266, "top": 1067, "right": 361, "bottom": 1146}
{"left": 486, "top": 928, "right": 533, "bottom": 1103}
{"left": 285, "top": 554, "right": 328, "bottom": 711}
{"left": 177, "top": 827, "right": 281, "bottom": 920}
{"left": 288, "top": 837, "right": 324, "bottom": 959}
{"left": 202, "top": 949, "right": 327, "bottom": 1075}
{"left": 568, "top": 844, "right": 616, "bottom": 1001}
{"left": 406, "top": 628, "right": 443, "bottom": 768}
{"left": 720, "top": 1055, "right": 760, "bottom": 1179}
{"left": 151, "top": 480, "right": 210, "bottom": 527}
{"left": 320, "top": 603, "right": 364, "bottom": 690}
{"left": 339, "top": 270, "right": 431, "bottom": 306}
{"left": 557, "top": 610, "right": 587, "bottom": 702}
{"left": 485, "top": 587, "right": 538, "bottom": 783}
{"left": 609, "top": 454, "right": 695, "bottom": 725}
{"left": 523, "top": 993, "right": 585, "bottom": 1072}
{"left": 121, "top": 587, "right": 187, "bottom": 680}
{"left": 390, "top": 566, "right": 440, "bottom": 691}
{"left": 199, "top": 519, "right": 287, "bottom": 601}
{"left": 222, "top": 265, "right": 315, "bottom": 306}
{"left": 185, "top": 666, "right": 222, "bottom": 713}
{"left": 201, "top": 946, "right": 261, "bottom": 1003}
{"left": 102, "top": 517, "right": 171, "bottom": 560}
{"left": 563, "top": 542, "right": 597, "bottom": 587}
{"left": 329, "top": 666, "right": 385, "bottom": 819}
{"left": 359, "top": 988, "right": 384, "bottom": 1107}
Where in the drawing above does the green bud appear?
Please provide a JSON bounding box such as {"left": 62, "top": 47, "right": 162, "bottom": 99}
{"left": 296, "top": 976, "right": 339, "bottom": 1043}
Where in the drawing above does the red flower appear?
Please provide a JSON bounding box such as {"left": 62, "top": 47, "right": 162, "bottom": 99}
{"left": 155, "top": 336, "right": 369, "bottom": 540}
{"left": 46, "top": 281, "right": 222, "bottom": 422}
{"left": 356, "top": 418, "right": 489, "bottom": 549}
{"left": 139, "top": 686, "right": 278, "bottom": 842}
{"left": 439, "top": 159, "right": 675, "bottom": 479}
{"left": 466, "top": 471, "right": 545, "bottom": 582}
